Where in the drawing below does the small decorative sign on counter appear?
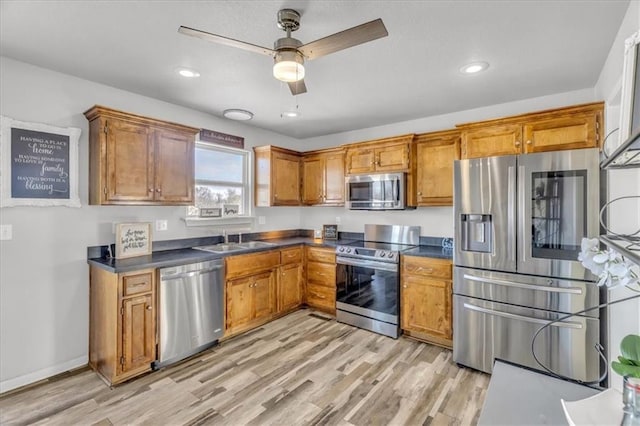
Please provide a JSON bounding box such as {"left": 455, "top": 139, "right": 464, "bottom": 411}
{"left": 115, "top": 222, "right": 152, "bottom": 259}
{"left": 1, "top": 116, "right": 81, "bottom": 207}
{"left": 323, "top": 224, "right": 338, "bottom": 240}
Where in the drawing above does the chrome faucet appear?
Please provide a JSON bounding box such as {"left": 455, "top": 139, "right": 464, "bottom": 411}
{"left": 222, "top": 230, "right": 228, "bottom": 244}
{"left": 238, "top": 232, "right": 242, "bottom": 244}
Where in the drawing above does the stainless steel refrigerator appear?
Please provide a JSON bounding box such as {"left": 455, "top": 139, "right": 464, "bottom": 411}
{"left": 453, "top": 148, "right": 603, "bottom": 382}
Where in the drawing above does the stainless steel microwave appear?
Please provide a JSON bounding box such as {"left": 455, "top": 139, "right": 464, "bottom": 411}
{"left": 346, "top": 172, "right": 407, "bottom": 210}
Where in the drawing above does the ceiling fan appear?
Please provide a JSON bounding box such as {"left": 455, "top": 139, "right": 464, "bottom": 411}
{"left": 178, "top": 9, "right": 388, "bottom": 95}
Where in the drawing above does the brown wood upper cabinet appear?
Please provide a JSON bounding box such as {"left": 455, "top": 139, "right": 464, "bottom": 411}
{"left": 458, "top": 102, "right": 603, "bottom": 159}
{"left": 84, "top": 106, "right": 199, "bottom": 205}
{"left": 413, "top": 130, "right": 461, "bottom": 206}
{"left": 254, "top": 146, "right": 302, "bottom": 206}
{"left": 302, "top": 148, "right": 345, "bottom": 206}
{"left": 344, "top": 134, "right": 414, "bottom": 175}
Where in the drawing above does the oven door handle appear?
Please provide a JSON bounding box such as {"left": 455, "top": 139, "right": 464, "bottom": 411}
{"left": 463, "top": 302, "right": 582, "bottom": 329}
{"left": 462, "top": 273, "right": 583, "bottom": 294}
{"left": 336, "top": 256, "right": 398, "bottom": 272}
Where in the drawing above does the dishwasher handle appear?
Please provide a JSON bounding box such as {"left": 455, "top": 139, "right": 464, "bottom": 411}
{"left": 161, "top": 265, "right": 223, "bottom": 280}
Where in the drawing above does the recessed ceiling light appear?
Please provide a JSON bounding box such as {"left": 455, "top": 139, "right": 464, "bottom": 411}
{"left": 223, "top": 109, "right": 254, "bottom": 121}
{"left": 460, "top": 61, "right": 489, "bottom": 74}
{"left": 281, "top": 111, "right": 300, "bottom": 118}
{"left": 177, "top": 68, "right": 200, "bottom": 78}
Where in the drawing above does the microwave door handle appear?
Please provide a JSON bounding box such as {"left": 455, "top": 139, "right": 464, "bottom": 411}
{"left": 393, "top": 178, "right": 399, "bottom": 203}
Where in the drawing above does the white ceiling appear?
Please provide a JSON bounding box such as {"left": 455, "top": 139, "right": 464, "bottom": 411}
{"left": 0, "top": 1, "right": 629, "bottom": 139}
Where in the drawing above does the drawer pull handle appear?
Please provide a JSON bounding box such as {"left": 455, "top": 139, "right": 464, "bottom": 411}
{"left": 463, "top": 303, "right": 582, "bottom": 329}
{"left": 462, "top": 274, "right": 583, "bottom": 294}
{"left": 415, "top": 267, "right": 433, "bottom": 273}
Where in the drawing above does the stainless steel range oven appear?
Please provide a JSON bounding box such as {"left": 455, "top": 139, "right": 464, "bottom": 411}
{"left": 336, "top": 224, "right": 419, "bottom": 338}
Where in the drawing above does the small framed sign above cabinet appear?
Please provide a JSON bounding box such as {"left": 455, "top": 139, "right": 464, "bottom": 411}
{"left": 115, "top": 222, "right": 152, "bottom": 259}
{"left": 323, "top": 224, "right": 338, "bottom": 240}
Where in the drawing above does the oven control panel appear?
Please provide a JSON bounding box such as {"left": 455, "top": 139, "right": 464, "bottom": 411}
{"left": 336, "top": 246, "right": 398, "bottom": 262}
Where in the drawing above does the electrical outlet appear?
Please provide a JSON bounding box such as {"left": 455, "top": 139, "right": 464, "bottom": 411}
{"left": 335, "top": 216, "right": 341, "bottom": 224}
{"left": 0, "top": 224, "right": 12, "bottom": 240}
{"left": 258, "top": 216, "right": 266, "bottom": 225}
{"left": 155, "top": 220, "right": 168, "bottom": 231}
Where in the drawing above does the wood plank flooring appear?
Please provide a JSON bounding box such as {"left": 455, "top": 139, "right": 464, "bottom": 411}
{"left": 0, "top": 309, "right": 490, "bottom": 425}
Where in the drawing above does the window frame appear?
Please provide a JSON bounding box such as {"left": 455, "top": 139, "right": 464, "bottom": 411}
{"left": 185, "top": 141, "right": 253, "bottom": 226}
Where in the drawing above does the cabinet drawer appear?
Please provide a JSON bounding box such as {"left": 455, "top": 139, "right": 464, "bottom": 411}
{"left": 306, "top": 282, "right": 336, "bottom": 310}
{"left": 307, "top": 261, "right": 336, "bottom": 287}
{"left": 402, "top": 256, "right": 452, "bottom": 279}
{"left": 306, "top": 247, "right": 336, "bottom": 264}
{"left": 226, "top": 250, "right": 280, "bottom": 279}
{"left": 122, "top": 270, "right": 154, "bottom": 296}
{"left": 280, "top": 246, "right": 303, "bottom": 265}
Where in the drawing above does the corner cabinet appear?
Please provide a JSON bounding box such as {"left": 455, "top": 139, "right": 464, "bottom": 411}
{"left": 344, "top": 134, "right": 414, "bottom": 175}
{"left": 254, "top": 146, "right": 302, "bottom": 206}
{"left": 400, "top": 256, "right": 453, "bottom": 348}
{"left": 89, "top": 266, "right": 156, "bottom": 385}
{"left": 413, "top": 130, "right": 461, "bottom": 206}
{"left": 302, "top": 148, "right": 345, "bottom": 206}
{"left": 458, "top": 102, "right": 604, "bottom": 159}
{"left": 84, "top": 106, "right": 199, "bottom": 205}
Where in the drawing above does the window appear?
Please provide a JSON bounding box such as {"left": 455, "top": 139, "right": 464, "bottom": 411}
{"left": 187, "top": 142, "right": 251, "bottom": 218}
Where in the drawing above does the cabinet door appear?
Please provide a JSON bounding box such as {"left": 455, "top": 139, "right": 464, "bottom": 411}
{"left": 523, "top": 113, "right": 599, "bottom": 153}
{"left": 401, "top": 276, "right": 452, "bottom": 339}
{"left": 154, "top": 130, "right": 194, "bottom": 203}
{"left": 272, "top": 152, "right": 301, "bottom": 205}
{"left": 324, "top": 152, "right": 345, "bottom": 205}
{"left": 416, "top": 138, "right": 460, "bottom": 206}
{"left": 375, "top": 143, "right": 410, "bottom": 172}
{"left": 345, "top": 147, "right": 375, "bottom": 174}
{"left": 253, "top": 270, "right": 276, "bottom": 321}
{"left": 302, "top": 156, "right": 324, "bottom": 205}
{"left": 278, "top": 263, "right": 303, "bottom": 312}
{"left": 461, "top": 124, "right": 522, "bottom": 159}
{"left": 121, "top": 293, "right": 155, "bottom": 373}
{"left": 105, "top": 119, "right": 154, "bottom": 202}
{"left": 226, "top": 276, "right": 253, "bottom": 330}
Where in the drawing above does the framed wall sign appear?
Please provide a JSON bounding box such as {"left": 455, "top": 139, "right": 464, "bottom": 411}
{"left": 323, "top": 224, "right": 338, "bottom": 240}
{"left": 199, "top": 207, "right": 222, "bottom": 218}
{"left": 0, "top": 116, "right": 81, "bottom": 207}
{"left": 115, "top": 222, "right": 152, "bottom": 259}
{"left": 619, "top": 29, "right": 640, "bottom": 144}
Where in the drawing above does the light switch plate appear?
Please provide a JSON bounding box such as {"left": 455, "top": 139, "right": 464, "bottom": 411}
{"left": 258, "top": 216, "right": 266, "bottom": 225}
{"left": 0, "top": 224, "right": 13, "bottom": 240}
{"left": 155, "top": 220, "right": 168, "bottom": 231}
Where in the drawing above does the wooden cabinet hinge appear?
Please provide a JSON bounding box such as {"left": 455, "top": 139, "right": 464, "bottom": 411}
{"left": 120, "top": 306, "right": 124, "bottom": 316}
{"left": 103, "top": 122, "right": 109, "bottom": 134}
{"left": 104, "top": 187, "right": 108, "bottom": 195}
{"left": 120, "top": 356, "right": 125, "bottom": 366}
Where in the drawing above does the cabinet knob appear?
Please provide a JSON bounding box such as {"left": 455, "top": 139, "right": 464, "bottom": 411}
{"left": 417, "top": 192, "right": 422, "bottom": 195}
{"left": 148, "top": 188, "right": 153, "bottom": 193}
{"left": 156, "top": 188, "right": 161, "bottom": 193}
{"left": 526, "top": 140, "right": 532, "bottom": 145}
{"left": 515, "top": 140, "right": 521, "bottom": 147}
{"left": 146, "top": 305, "right": 152, "bottom": 311}
{"left": 403, "top": 284, "right": 407, "bottom": 288}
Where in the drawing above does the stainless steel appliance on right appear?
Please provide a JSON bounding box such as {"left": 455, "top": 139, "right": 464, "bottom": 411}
{"left": 453, "top": 148, "right": 603, "bottom": 383}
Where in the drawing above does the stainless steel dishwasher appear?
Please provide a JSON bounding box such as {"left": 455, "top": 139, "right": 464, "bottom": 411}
{"left": 157, "top": 259, "right": 224, "bottom": 368}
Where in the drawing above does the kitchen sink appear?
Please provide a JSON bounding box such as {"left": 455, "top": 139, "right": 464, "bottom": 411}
{"left": 238, "top": 241, "right": 276, "bottom": 249}
{"left": 194, "top": 240, "right": 276, "bottom": 253}
{"left": 194, "top": 243, "right": 245, "bottom": 253}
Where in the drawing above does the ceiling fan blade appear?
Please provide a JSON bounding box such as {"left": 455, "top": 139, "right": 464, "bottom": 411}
{"left": 178, "top": 26, "right": 275, "bottom": 56}
{"left": 288, "top": 79, "right": 307, "bottom": 95}
{"left": 298, "top": 18, "right": 388, "bottom": 60}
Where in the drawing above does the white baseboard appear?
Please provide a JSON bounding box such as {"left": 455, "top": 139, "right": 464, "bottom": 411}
{"left": 0, "top": 356, "right": 88, "bottom": 394}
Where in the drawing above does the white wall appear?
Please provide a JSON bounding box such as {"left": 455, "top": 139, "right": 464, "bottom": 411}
{"left": 0, "top": 57, "right": 302, "bottom": 392}
{"left": 593, "top": 0, "right": 640, "bottom": 390}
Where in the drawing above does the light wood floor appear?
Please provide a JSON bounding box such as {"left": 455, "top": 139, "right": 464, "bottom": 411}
{"left": 0, "top": 309, "right": 490, "bottom": 425}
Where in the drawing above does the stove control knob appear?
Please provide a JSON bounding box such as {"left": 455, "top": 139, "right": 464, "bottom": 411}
{"left": 379, "top": 252, "right": 386, "bottom": 258}
{"left": 339, "top": 247, "right": 344, "bottom": 252}
{"left": 345, "top": 248, "right": 352, "bottom": 254}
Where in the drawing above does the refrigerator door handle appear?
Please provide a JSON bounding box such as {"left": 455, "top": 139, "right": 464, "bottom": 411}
{"left": 462, "top": 273, "right": 583, "bottom": 294}
{"left": 507, "top": 165, "right": 516, "bottom": 262}
{"left": 462, "top": 302, "right": 583, "bottom": 329}
{"left": 517, "top": 165, "right": 527, "bottom": 263}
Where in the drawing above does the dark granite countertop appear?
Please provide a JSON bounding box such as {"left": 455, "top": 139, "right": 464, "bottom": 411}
{"left": 402, "top": 245, "right": 453, "bottom": 260}
{"left": 88, "top": 237, "right": 358, "bottom": 273}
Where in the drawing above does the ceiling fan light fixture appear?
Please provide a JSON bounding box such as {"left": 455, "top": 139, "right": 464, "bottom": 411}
{"left": 273, "top": 50, "right": 305, "bottom": 82}
{"left": 223, "top": 109, "right": 254, "bottom": 121}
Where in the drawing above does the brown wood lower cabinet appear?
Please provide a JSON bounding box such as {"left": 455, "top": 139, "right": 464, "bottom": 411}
{"left": 89, "top": 266, "right": 156, "bottom": 385}
{"left": 305, "top": 246, "right": 337, "bottom": 313}
{"left": 400, "top": 256, "right": 453, "bottom": 348}
{"left": 278, "top": 262, "right": 303, "bottom": 313}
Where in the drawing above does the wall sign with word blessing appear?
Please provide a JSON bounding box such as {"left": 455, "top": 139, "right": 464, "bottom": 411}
{"left": 1, "top": 116, "right": 81, "bottom": 207}
{"left": 115, "top": 222, "right": 152, "bottom": 259}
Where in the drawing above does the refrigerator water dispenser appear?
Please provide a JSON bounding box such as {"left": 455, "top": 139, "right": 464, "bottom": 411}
{"left": 460, "top": 214, "right": 492, "bottom": 253}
